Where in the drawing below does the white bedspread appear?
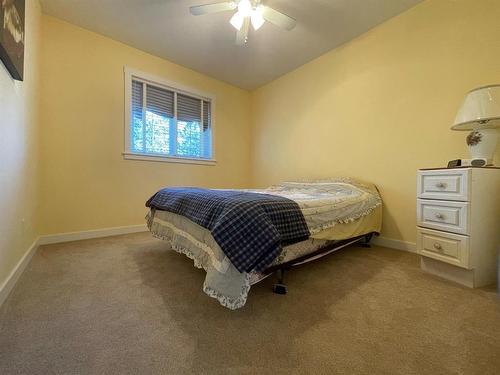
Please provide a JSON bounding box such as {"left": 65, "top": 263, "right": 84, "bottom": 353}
{"left": 244, "top": 178, "right": 381, "bottom": 234}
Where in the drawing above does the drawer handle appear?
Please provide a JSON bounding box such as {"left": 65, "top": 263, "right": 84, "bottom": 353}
{"left": 434, "top": 213, "right": 445, "bottom": 220}
{"left": 433, "top": 243, "right": 443, "bottom": 250}
{"left": 435, "top": 182, "right": 447, "bottom": 189}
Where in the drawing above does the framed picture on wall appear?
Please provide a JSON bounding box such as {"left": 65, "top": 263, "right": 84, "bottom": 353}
{"left": 0, "top": 0, "right": 25, "bottom": 81}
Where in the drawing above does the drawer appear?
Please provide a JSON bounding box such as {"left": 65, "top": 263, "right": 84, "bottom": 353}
{"left": 417, "top": 227, "right": 470, "bottom": 268}
{"left": 417, "top": 199, "right": 469, "bottom": 235}
{"left": 417, "top": 169, "right": 470, "bottom": 201}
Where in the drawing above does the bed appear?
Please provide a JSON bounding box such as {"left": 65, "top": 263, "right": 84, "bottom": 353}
{"left": 146, "top": 178, "right": 382, "bottom": 309}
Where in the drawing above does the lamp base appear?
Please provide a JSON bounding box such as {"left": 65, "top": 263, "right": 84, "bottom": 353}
{"left": 466, "top": 128, "right": 498, "bottom": 161}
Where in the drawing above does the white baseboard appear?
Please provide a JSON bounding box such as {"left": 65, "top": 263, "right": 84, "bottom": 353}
{"left": 0, "top": 238, "right": 39, "bottom": 309}
{"left": 372, "top": 236, "right": 417, "bottom": 253}
{"left": 38, "top": 224, "right": 148, "bottom": 245}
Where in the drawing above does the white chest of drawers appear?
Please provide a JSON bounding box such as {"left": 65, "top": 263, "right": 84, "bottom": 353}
{"left": 416, "top": 167, "right": 500, "bottom": 287}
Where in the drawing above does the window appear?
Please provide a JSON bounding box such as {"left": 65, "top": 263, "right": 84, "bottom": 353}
{"left": 124, "top": 68, "right": 215, "bottom": 164}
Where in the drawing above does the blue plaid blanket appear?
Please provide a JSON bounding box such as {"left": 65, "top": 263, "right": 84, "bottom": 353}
{"left": 146, "top": 188, "right": 310, "bottom": 273}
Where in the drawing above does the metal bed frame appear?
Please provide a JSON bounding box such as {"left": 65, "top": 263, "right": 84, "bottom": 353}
{"left": 264, "top": 231, "right": 378, "bottom": 294}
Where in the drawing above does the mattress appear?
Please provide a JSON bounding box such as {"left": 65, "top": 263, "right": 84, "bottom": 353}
{"left": 150, "top": 203, "right": 381, "bottom": 266}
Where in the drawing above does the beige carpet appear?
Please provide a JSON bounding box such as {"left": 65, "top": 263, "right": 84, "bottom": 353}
{"left": 0, "top": 233, "right": 499, "bottom": 375}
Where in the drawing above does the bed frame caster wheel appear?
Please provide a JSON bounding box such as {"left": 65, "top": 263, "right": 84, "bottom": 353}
{"left": 273, "top": 284, "right": 287, "bottom": 294}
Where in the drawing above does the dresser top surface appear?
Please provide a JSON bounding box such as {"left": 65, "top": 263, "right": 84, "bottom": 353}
{"left": 420, "top": 166, "right": 500, "bottom": 171}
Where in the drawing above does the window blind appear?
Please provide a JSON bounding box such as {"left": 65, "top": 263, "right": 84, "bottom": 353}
{"left": 131, "top": 80, "right": 143, "bottom": 116}
{"left": 145, "top": 84, "right": 174, "bottom": 118}
{"left": 203, "top": 101, "right": 211, "bottom": 131}
{"left": 177, "top": 93, "right": 201, "bottom": 123}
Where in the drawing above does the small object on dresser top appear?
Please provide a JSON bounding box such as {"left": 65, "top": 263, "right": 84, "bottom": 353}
{"left": 447, "top": 159, "right": 461, "bottom": 168}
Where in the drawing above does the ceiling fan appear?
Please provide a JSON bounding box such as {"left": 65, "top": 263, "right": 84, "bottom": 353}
{"left": 189, "top": 0, "right": 296, "bottom": 45}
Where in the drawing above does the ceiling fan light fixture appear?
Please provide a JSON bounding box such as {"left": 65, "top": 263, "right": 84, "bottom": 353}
{"left": 230, "top": 11, "right": 244, "bottom": 30}
{"left": 250, "top": 6, "right": 265, "bottom": 30}
{"left": 190, "top": 0, "right": 296, "bottom": 46}
{"left": 237, "top": 0, "right": 252, "bottom": 17}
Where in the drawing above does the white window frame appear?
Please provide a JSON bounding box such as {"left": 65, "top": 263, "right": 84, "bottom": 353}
{"left": 123, "top": 66, "right": 216, "bottom": 166}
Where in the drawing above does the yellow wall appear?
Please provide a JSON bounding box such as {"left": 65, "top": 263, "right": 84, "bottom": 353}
{"left": 39, "top": 16, "right": 252, "bottom": 235}
{"left": 250, "top": 0, "right": 500, "bottom": 244}
{"left": 0, "top": 0, "right": 42, "bottom": 292}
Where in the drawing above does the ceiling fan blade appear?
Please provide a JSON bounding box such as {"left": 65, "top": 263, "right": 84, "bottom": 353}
{"left": 236, "top": 17, "right": 250, "bottom": 45}
{"left": 189, "top": 1, "right": 236, "bottom": 16}
{"left": 261, "top": 6, "right": 296, "bottom": 31}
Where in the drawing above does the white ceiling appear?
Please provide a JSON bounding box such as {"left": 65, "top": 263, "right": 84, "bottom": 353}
{"left": 40, "top": 0, "right": 423, "bottom": 90}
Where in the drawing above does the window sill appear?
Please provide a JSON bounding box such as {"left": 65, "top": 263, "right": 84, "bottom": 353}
{"left": 123, "top": 152, "right": 216, "bottom": 166}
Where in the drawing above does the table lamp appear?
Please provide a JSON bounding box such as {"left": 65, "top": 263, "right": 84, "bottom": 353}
{"left": 452, "top": 84, "right": 500, "bottom": 165}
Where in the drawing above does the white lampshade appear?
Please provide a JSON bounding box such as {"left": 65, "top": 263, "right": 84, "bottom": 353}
{"left": 451, "top": 84, "right": 500, "bottom": 131}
